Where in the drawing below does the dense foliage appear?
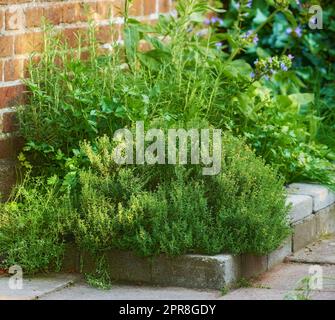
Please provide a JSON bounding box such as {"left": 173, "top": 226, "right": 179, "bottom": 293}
{"left": 219, "top": 0, "right": 335, "bottom": 183}
{"left": 2, "top": 0, "right": 334, "bottom": 277}
{"left": 0, "top": 134, "right": 290, "bottom": 273}
{"left": 18, "top": 0, "right": 335, "bottom": 187}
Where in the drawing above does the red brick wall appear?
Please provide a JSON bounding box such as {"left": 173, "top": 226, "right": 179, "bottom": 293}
{"left": 0, "top": 0, "right": 173, "bottom": 198}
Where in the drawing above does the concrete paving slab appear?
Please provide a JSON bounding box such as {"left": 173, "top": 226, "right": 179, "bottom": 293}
{"left": 0, "top": 273, "right": 78, "bottom": 300}
{"left": 221, "top": 287, "right": 335, "bottom": 300}
{"left": 251, "top": 263, "right": 335, "bottom": 291}
{"left": 221, "top": 288, "right": 288, "bottom": 300}
{"left": 288, "top": 235, "right": 335, "bottom": 265}
{"left": 39, "top": 282, "right": 222, "bottom": 300}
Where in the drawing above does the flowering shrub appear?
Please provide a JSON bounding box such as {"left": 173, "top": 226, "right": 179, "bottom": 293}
{"left": 221, "top": 0, "right": 335, "bottom": 149}
{"left": 251, "top": 54, "right": 294, "bottom": 80}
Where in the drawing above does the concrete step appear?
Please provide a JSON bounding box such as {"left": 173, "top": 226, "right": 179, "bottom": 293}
{"left": 287, "top": 235, "right": 335, "bottom": 265}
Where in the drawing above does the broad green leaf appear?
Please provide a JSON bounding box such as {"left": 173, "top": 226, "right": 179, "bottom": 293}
{"left": 289, "top": 93, "right": 315, "bottom": 106}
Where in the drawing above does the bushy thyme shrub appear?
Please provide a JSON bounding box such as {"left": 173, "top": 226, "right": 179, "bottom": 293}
{"left": 73, "top": 133, "right": 290, "bottom": 256}
{"left": 0, "top": 133, "right": 290, "bottom": 273}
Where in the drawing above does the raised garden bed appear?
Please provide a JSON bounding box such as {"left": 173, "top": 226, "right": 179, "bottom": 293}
{"left": 63, "top": 183, "right": 335, "bottom": 290}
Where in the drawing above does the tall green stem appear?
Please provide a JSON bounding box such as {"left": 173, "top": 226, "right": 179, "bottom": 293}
{"left": 228, "top": 9, "right": 280, "bottom": 61}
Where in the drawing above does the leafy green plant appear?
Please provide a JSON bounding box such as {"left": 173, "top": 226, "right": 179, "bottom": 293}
{"left": 0, "top": 176, "right": 76, "bottom": 273}
{"left": 17, "top": 0, "right": 335, "bottom": 188}
{"left": 85, "top": 255, "right": 112, "bottom": 290}
{"left": 220, "top": 0, "right": 335, "bottom": 155}
{"left": 284, "top": 276, "right": 313, "bottom": 300}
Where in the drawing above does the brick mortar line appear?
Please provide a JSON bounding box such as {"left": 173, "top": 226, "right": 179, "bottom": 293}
{"left": 0, "top": 1, "right": 122, "bottom": 10}
{"left": 0, "top": 106, "right": 16, "bottom": 115}
{"left": 0, "top": 1, "right": 171, "bottom": 16}
{"left": 0, "top": 11, "right": 167, "bottom": 36}
{"left": 0, "top": 132, "right": 17, "bottom": 139}
{"left": 0, "top": 79, "right": 23, "bottom": 87}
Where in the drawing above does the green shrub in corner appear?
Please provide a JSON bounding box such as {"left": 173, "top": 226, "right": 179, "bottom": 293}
{"left": 0, "top": 133, "right": 290, "bottom": 274}
{"left": 74, "top": 133, "right": 291, "bottom": 257}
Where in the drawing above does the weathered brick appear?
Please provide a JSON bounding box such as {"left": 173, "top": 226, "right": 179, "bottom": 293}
{"left": 0, "top": 135, "right": 23, "bottom": 159}
{"left": 0, "top": 9, "right": 4, "bottom": 31}
{"left": 78, "top": 1, "right": 97, "bottom": 21}
{"left": 96, "top": 0, "right": 114, "bottom": 19}
{"left": 15, "top": 32, "right": 44, "bottom": 55}
{"left": 5, "top": 7, "right": 25, "bottom": 31}
{"left": 0, "top": 159, "right": 16, "bottom": 202}
{"left": 4, "top": 59, "right": 22, "bottom": 82}
{"left": 1, "top": 111, "right": 18, "bottom": 133}
{"left": 0, "top": 85, "right": 26, "bottom": 109}
{"left": 62, "top": 27, "right": 88, "bottom": 48}
{"left": 144, "top": 0, "right": 156, "bottom": 15}
{"left": 96, "top": 24, "right": 120, "bottom": 44}
{"left": 130, "top": 0, "right": 143, "bottom": 16}
{"left": 0, "top": 36, "right": 14, "bottom": 58}
{"left": 62, "top": 2, "right": 97, "bottom": 24}
{"left": 158, "top": 0, "right": 170, "bottom": 13}
{"left": 43, "top": 5, "right": 63, "bottom": 25}
{"left": 62, "top": 3, "right": 78, "bottom": 24}
{"left": 0, "top": 59, "right": 3, "bottom": 82}
{"left": 25, "top": 6, "right": 44, "bottom": 28}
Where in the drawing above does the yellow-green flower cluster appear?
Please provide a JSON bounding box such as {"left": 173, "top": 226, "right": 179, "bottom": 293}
{"left": 251, "top": 54, "right": 294, "bottom": 80}
{"left": 274, "top": 0, "right": 290, "bottom": 9}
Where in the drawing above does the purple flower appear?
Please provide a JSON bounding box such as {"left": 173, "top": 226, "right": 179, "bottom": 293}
{"left": 296, "top": 0, "right": 301, "bottom": 6}
{"left": 250, "top": 71, "right": 255, "bottom": 79}
{"left": 294, "top": 26, "right": 302, "bottom": 37}
{"left": 286, "top": 26, "right": 302, "bottom": 38}
{"left": 280, "top": 62, "right": 288, "bottom": 71}
{"left": 211, "top": 17, "right": 219, "bottom": 24}
{"left": 242, "top": 30, "right": 253, "bottom": 39}
{"left": 215, "top": 42, "right": 223, "bottom": 48}
{"left": 288, "top": 54, "right": 294, "bottom": 60}
{"left": 268, "top": 57, "right": 273, "bottom": 63}
{"left": 246, "top": 0, "right": 253, "bottom": 8}
{"left": 253, "top": 34, "right": 259, "bottom": 44}
{"left": 236, "top": 2, "right": 240, "bottom": 10}
{"left": 264, "top": 75, "right": 270, "bottom": 80}
{"left": 204, "top": 18, "right": 211, "bottom": 25}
